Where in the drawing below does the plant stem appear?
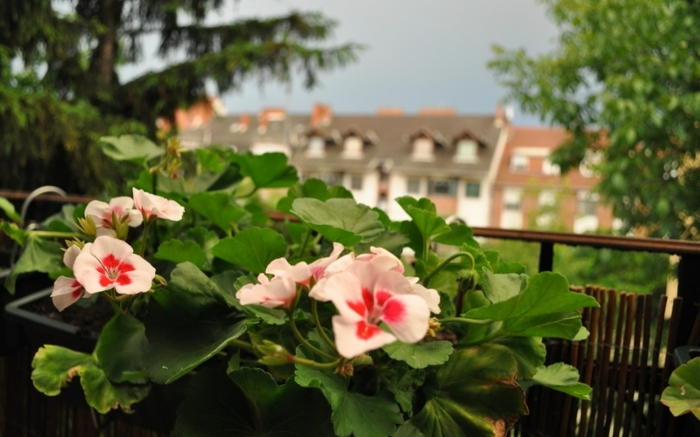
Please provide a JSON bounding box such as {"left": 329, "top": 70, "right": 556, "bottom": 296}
{"left": 422, "top": 251, "right": 476, "bottom": 287}
{"left": 292, "top": 355, "right": 341, "bottom": 369}
{"left": 311, "top": 300, "right": 337, "bottom": 351}
{"left": 29, "top": 231, "right": 82, "bottom": 239}
{"left": 297, "top": 229, "right": 311, "bottom": 259}
{"left": 228, "top": 338, "right": 254, "bottom": 352}
{"left": 287, "top": 286, "right": 336, "bottom": 360}
{"left": 140, "top": 221, "right": 151, "bottom": 257}
{"left": 439, "top": 317, "right": 494, "bottom": 325}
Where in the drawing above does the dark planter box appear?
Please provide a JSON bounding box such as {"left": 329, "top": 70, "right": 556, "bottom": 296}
{"left": 4, "top": 288, "right": 184, "bottom": 436}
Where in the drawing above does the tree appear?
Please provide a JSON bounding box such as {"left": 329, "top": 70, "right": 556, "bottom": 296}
{"left": 0, "top": 0, "right": 359, "bottom": 194}
{"left": 489, "top": 0, "right": 700, "bottom": 240}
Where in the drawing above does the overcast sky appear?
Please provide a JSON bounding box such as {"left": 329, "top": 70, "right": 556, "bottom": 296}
{"left": 120, "top": 0, "right": 560, "bottom": 125}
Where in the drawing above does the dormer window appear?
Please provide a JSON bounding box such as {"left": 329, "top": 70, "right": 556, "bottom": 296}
{"left": 307, "top": 136, "right": 325, "bottom": 158}
{"left": 510, "top": 154, "right": 529, "bottom": 172}
{"left": 411, "top": 137, "right": 435, "bottom": 162}
{"left": 454, "top": 139, "right": 478, "bottom": 162}
{"left": 342, "top": 136, "right": 363, "bottom": 159}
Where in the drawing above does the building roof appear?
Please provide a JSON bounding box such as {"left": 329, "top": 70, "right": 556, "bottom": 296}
{"left": 184, "top": 110, "right": 504, "bottom": 179}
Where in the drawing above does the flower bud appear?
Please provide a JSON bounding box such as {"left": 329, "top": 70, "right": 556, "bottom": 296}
{"left": 427, "top": 317, "right": 441, "bottom": 337}
{"left": 77, "top": 215, "right": 97, "bottom": 238}
{"left": 457, "top": 269, "right": 479, "bottom": 291}
{"left": 352, "top": 354, "right": 373, "bottom": 366}
{"left": 257, "top": 340, "right": 292, "bottom": 366}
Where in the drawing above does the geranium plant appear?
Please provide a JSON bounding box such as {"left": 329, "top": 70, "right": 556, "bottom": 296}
{"left": 8, "top": 135, "right": 598, "bottom": 437}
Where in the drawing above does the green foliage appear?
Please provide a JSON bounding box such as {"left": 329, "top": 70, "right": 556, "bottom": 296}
{"left": 661, "top": 357, "right": 700, "bottom": 419}
{"left": 212, "top": 227, "right": 288, "bottom": 273}
{"left": 5, "top": 234, "right": 64, "bottom": 294}
{"left": 383, "top": 341, "right": 454, "bottom": 369}
{"left": 175, "top": 367, "right": 335, "bottom": 437}
{"left": 489, "top": 0, "right": 700, "bottom": 239}
{"left": 520, "top": 363, "right": 592, "bottom": 400}
{"left": 0, "top": 197, "right": 21, "bottom": 222}
{"left": 1, "top": 2, "right": 360, "bottom": 194}
{"left": 291, "top": 198, "right": 385, "bottom": 246}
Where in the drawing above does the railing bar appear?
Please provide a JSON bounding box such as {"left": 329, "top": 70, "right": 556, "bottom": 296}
{"left": 644, "top": 294, "right": 667, "bottom": 437}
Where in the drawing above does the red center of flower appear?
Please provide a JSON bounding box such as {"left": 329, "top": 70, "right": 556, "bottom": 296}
{"left": 356, "top": 320, "right": 382, "bottom": 340}
{"left": 96, "top": 254, "right": 135, "bottom": 287}
{"left": 70, "top": 280, "right": 82, "bottom": 299}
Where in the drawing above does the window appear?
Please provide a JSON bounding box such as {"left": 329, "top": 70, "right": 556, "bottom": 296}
{"left": 411, "top": 138, "right": 435, "bottom": 161}
{"left": 407, "top": 178, "right": 421, "bottom": 194}
{"left": 542, "top": 157, "right": 560, "bottom": 175}
{"left": 577, "top": 191, "right": 598, "bottom": 216}
{"left": 350, "top": 175, "right": 363, "bottom": 190}
{"left": 308, "top": 172, "right": 343, "bottom": 187}
{"left": 428, "top": 178, "right": 457, "bottom": 196}
{"left": 503, "top": 189, "right": 522, "bottom": 211}
{"left": 307, "top": 136, "right": 325, "bottom": 157}
{"left": 465, "top": 182, "right": 480, "bottom": 198}
{"left": 455, "top": 139, "right": 478, "bottom": 162}
{"left": 342, "top": 137, "right": 363, "bottom": 159}
{"left": 510, "top": 154, "right": 529, "bottom": 172}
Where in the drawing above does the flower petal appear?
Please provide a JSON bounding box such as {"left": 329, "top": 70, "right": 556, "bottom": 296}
{"left": 111, "top": 255, "right": 156, "bottom": 294}
{"left": 411, "top": 283, "right": 441, "bottom": 314}
{"left": 323, "top": 273, "right": 365, "bottom": 322}
{"left": 332, "top": 315, "right": 396, "bottom": 358}
{"left": 63, "top": 245, "right": 82, "bottom": 269}
{"left": 237, "top": 276, "right": 296, "bottom": 308}
{"left": 51, "top": 276, "right": 84, "bottom": 311}
{"left": 379, "top": 294, "right": 431, "bottom": 344}
{"left": 266, "top": 258, "right": 311, "bottom": 285}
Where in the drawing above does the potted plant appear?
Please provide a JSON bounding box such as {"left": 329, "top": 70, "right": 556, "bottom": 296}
{"left": 6, "top": 134, "right": 598, "bottom": 437}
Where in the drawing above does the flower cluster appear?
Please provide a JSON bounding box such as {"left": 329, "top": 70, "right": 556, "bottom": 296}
{"left": 50, "top": 189, "right": 184, "bottom": 311}
{"left": 237, "top": 244, "right": 440, "bottom": 358}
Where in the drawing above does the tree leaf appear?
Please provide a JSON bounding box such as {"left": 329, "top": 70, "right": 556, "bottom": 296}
{"left": 295, "top": 348, "right": 403, "bottom": 437}
{"left": 212, "top": 227, "right": 287, "bottom": 273}
{"left": 175, "top": 367, "right": 334, "bottom": 437}
{"left": 154, "top": 239, "right": 207, "bottom": 270}
{"left": 99, "top": 135, "right": 164, "bottom": 165}
{"left": 145, "top": 263, "right": 248, "bottom": 384}
{"left": 383, "top": 341, "right": 454, "bottom": 369}
{"left": 188, "top": 191, "right": 247, "bottom": 233}
{"left": 661, "top": 357, "right": 700, "bottom": 419}
{"left": 291, "top": 198, "right": 385, "bottom": 246}
{"left": 410, "top": 344, "right": 528, "bottom": 437}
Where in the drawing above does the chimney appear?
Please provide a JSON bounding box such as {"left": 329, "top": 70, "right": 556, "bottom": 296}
{"left": 418, "top": 107, "right": 457, "bottom": 116}
{"left": 377, "top": 107, "right": 403, "bottom": 116}
{"left": 494, "top": 104, "right": 504, "bottom": 127}
{"left": 258, "top": 107, "right": 286, "bottom": 132}
{"left": 239, "top": 113, "right": 250, "bottom": 130}
{"left": 311, "top": 103, "right": 332, "bottom": 127}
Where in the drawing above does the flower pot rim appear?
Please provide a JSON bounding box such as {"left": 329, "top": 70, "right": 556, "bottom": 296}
{"left": 5, "top": 287, "right": 89, "bottom": 337}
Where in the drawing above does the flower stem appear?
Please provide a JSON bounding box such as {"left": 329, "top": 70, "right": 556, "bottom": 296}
{"left": 288, "top": 310, "right": 336, "bottom": 360}
{"left": 311, "top": 300, "right": 337, "bottom": 351}
{"left": 292, "top": 355, "right": 341, "bottom": 369}
{"left": 140, "top": 221, "right": 151, "bottom": 257}
{"left": 228, "top": 338, "right": 254, "bottom": 352}
{"left": 297, "top": 229, "right": 311, "bottom": 259}
{"left": 422, "top": 251, "right": 476, "bottom": 287}
{"left": 439, "top": 317, "right": 494, "bottom": 325}
{"left": 29, "top": 231, "right": 82, "bottom": 239}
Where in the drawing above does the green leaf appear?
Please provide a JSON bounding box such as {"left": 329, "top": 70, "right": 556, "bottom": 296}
{"left": 5, "top": 235, "right": 64, "bottom": 294}
{"left": 520, "top": 363, "right": 592, "bottom": 401}
{"left": 492, "top": 336, "right": 546, "bottom": 380}
{"left": 232, "top": 152, "right": 299, "bottom": 189}
{"left": 95, "top": 313, "right": 149, "bottom": 383}
{"left": 410, "top": 344, "right": 528, "bottom": 437}
{"left": 354, "top": 230, "right": 409, "bottom": 257}
{"left": 481, "top": 269, "right": 527, "bottom": 304}
{"left": 295, "top": 348, "right": 403, "bottom": 437}
{"left": 395, "top": 197, "right": 450, "bottom": 240}
{"left": 32, "top": 345, "right": 150, "bottom": 414}
{"left": 185, "top": 226, "right": 220, "bottom": 271}
{"left": 99, "top": 135, "right": 164, "bottom": 165}
{"left": 291, "top": 198, "right": 385, "bottom": 246}
{"left": 212, "top": 227, "right": 287, "bottom": 273}
{"left": 493, "top": 262, "right": 527, "bottom": 275}
{"left": 154, "top": 239, "right": 207, "bottom": 270}
{"left": 0, "top": 197, "right": 20, "bottom": 222}
{"left": 277, "top": 178, "right": 354, "bottom": 213}
{"left": 393, "top": 424, "right": 425, "bottom": 437}
{"left": 464, "top": 272, "right": 599, "bottom": 339}
{"left": 384, "top": 366, "right": 425, "bottom": 415}
{"left": 661, "top": 357, "right": 700, "bottom": 419}
{"left": 433, "top": 223, "right": 478, "bottom": 248}
{"left": 0, "top": 221, "right": 25, "bottom": 245}
{"left": 188, "top": 192, "right": 247, "bottom": 232}
{"left": 383, "top": 341, "right": 454, "bottom": 369}
{"left": 175, "top": 367, "right": 334, "bottom": 436}
{"left": 145, "top": 263, "right": 248, "bottom": 384}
